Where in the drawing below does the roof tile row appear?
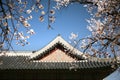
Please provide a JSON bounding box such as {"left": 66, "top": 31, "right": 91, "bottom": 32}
{"left": 0, "top": 56, "right": 114, "bottom": 69}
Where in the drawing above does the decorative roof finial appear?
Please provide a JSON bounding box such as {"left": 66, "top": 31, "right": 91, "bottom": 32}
{"left": 58, "top": 34, "right": 61, "bottom": 36}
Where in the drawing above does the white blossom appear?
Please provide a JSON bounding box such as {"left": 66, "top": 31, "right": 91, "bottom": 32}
{"left": 80, "top": 39, "right": 87, "bottom": 49}
{"left": 22, "top": 21, "right": 31, "bottom": 27}
{"left": 27, "top": 29, "right": 35, "bottom": 35}
{"left": 26, "top": 9, "right": 32, "bottom": 14}
{"left": 54, "top": 0, "right": 70, "bottom": 9}
{"left": 3, "top": 22, "right": 8, "bottom": 26}
{"left": 19, "top": 16, "right": 25, "bottom": 21}
{"left": 38, "top": 4, "right": 44, "bottom": 9}
{"left": 28, "top": 15, "right": 33, "bottom": 19}
{"left": 49, "top": 16, "right": 55, "bottom": 23}
{"left": 41, "top": 11, "right": 45, "bottom": 15}
{"left": 69, "top": 32, "right": 78, "bottom": 40}
{"left": 31, "top": 5, "right": 35, "bottom": 10}
{"left": 5, "top": 14, "right": 12, "bottom": 19}
{"left": 83, "top": 5, "right": 87, "bottom": 7}
{"left": 39, "top": 16, "right": 44, "bottom": 22}
{"left": 18, "top": 32, "right": 24, "bottom": 39}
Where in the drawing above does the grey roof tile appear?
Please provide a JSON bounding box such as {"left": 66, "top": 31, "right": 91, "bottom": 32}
{"left": 0, "top": 56, "right": 114, "bottom": 69}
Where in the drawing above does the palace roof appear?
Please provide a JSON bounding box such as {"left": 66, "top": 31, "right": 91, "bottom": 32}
{"left": 0, "top": 56, "right": 114, "bottom": 69}
{"left": 0, "top": 35, "right": 115, "bottom": 69}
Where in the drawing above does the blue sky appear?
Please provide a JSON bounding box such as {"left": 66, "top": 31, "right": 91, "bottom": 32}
{"left": 12, "top": 1, "right": 91, "bottom": 51}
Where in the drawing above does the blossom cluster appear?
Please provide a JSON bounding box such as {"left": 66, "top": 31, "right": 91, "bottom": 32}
{"left": 54, "top": 0, "right": 70, "bottom": 9}
{"left": 69, "top": 32, "right": 78, "bottom": 46}
{"left": 0, "top": 0, "right": 70, "bottom": 50}
{"left": 0, "top": 0, "right": 36, "bottom": 49}
{"left": 82, "top": 0, "right": 120, "bottom": 57}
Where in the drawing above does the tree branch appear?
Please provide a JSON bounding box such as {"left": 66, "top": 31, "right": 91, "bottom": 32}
{"left": 70, "top": 0, "right": 93, "bottom": 4}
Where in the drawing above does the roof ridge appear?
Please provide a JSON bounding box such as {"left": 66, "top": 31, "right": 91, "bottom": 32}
{"left": 29, "top": 35, "right": 87, "bottom": 59}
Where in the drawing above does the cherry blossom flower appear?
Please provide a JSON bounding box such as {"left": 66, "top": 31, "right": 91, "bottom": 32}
{"left": 49, "top": 16, "right": 55, "bottom": 23}
{"left": 3, "top": 22, "right": 8, "bottom": 26}
{"left": 22, "top": 21, "right": 31, "bottom": 27}
{"left": 54, "top": 0, "right": 70, "bottom": 9}
{"left": 28, "top": 15, "right": 33, "bottom": 20}
{"left": 26, "top": 9, "right": 32, "bottom": 14}
{"left": 69, "top": 32, "right": 78, "bottom": 40}
{"left": 5, "top": 14, "right": 12, "bottom": 19}
{"left": 39, "top": 16, "right": 44, "bottom": 22}
{"left": 18, "top": 32, "right": 24, "bottom": 39}
{"left": 27, "top": 29, "right": 35, "bottom": 35}
{"left": 38, "top": 4, "right": 44, "bottom": 9}
{"left": 41, "top": 11, "right": 45, "bottom": 15}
